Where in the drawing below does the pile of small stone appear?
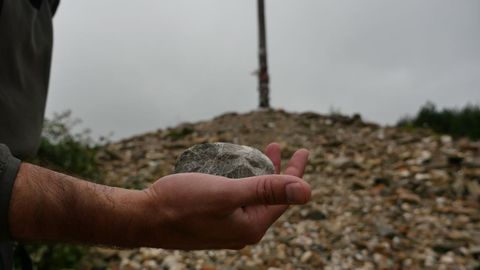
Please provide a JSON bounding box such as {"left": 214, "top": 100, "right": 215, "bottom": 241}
{"left": 88, "top": 109, "right": 480, "bottom": 270}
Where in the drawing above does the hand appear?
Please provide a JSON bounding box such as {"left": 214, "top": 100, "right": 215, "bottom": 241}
{"left": 142, "top": 143, "right": 310, "bottom": 249}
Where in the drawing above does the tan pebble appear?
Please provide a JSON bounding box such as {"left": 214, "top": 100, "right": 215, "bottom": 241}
{"left": 120, "top": 260, "right": 142, "bottom": 270}
{"left": 396, "top": 188, "right": 421, "bottom": 203}
{"left": 239, "top": 246, "right": 251, "bottom": 256}
{"left": 276, "top": 244, "right": 287, "bottom": 260}
{"left": 440, "top": 253, "right": 455, "bottom": 264}
{"left": 200, "top": 264, "right": 216, "bottom": 270}
{"left": 142, "top": 260, "right": 158, "bottom": 269}
{"left": 300, "top": 251, "right": 312, "bottom": 263}
{"left": 448, "top": 230, "right": 470, "bottom": 241}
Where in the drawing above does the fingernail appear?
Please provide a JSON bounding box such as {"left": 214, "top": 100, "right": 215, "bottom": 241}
{"left": 286, "top": 183, "right": 305, "bottom": 204}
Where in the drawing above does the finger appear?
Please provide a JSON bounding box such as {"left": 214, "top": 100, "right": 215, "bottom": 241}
{"left": 265, "top": 143, "right": 281, "bottom": 174}
{"left": 232, "top": 175, "right": 311, "bottom": 206}
{"left": 284, "top": 149, "right": 309, "bottom": 177}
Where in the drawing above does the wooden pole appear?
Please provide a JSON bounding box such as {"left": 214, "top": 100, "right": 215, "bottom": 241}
{"left": 257, "top": 0, "right": 270, "bottom": 108}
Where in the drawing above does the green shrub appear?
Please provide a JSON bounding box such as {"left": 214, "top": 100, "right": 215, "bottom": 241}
{"left": 165, "top": 126, "right": 195, "bottom": 140}
{"left": 398, "top": 102, "right": 480, "bottom": 139}
{"left": 29, "top": 111, "right": 105, "bottom": 181}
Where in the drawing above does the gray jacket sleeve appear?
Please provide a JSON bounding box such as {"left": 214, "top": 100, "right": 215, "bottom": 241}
{"left": 0, "top": 144, "right": 20, "bottom": 242}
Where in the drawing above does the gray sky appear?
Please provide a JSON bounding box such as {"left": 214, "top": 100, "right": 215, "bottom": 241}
{"left": 46, "top": 0, "right": 480, "bottom": 140}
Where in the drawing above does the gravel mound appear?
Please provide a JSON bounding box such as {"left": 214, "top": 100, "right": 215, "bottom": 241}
{"left": 91, "top": 109, "right": 480, "bottom": 270}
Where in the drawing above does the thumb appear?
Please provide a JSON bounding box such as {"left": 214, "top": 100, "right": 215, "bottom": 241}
{"left": 232, "top": 175, "right": 311, "bottom": 206}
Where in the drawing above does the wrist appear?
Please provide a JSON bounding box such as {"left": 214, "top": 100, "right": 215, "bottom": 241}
{"left": 96, "top": 187, "right": 154, "bottom": 247}
{"left": 121, "top": 188, "right": 169, "bottom": 248}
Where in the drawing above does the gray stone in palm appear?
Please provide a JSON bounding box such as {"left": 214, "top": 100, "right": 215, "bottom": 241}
{"left": 174, "top": 143, "right": 275, "bottom": 179}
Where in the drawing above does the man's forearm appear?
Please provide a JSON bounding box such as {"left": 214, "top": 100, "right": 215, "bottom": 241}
{"left": 4, "top": 145, "right": 311, "bottom": 250}
{"left": 8, "top": 163, "right": 150, "bottom": 247}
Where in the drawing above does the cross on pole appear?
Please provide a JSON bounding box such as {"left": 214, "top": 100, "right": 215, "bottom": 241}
{"left": 257, "top": 0, "right": 270, "bottom": 108}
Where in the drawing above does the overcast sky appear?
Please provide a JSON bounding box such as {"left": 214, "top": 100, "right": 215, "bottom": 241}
{"left": 46, "top": 0, "right": 480, "bottom": 140}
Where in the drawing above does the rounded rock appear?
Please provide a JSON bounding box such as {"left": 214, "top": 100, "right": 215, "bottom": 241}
{"left": 174, "top": 142, "right": 275, "bottom": 178}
